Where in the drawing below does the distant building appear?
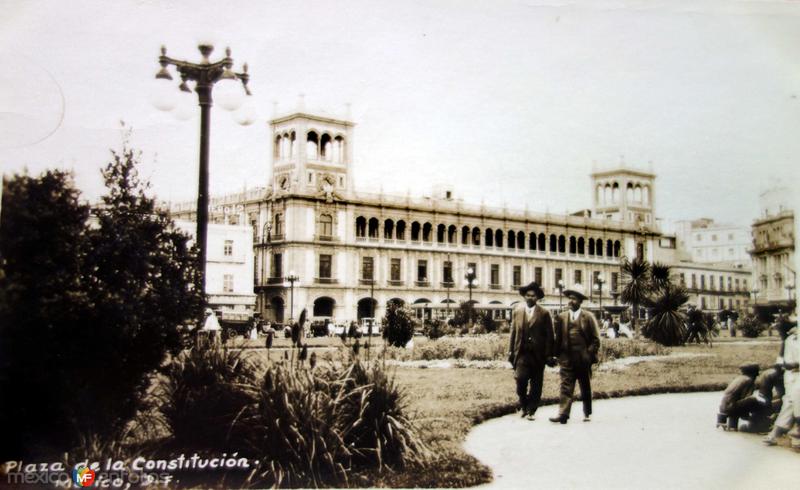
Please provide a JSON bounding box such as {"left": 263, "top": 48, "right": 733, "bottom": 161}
{"left": 173, "top": 220, "right": 256, "bottom": 324}
{"left": 653, "top": 235, "right": 751, "bottom": 312}
{"left": 673, "top": 218, "right": 751, "bottom": 267}
{"left": 749, "top": 185, "right": 795, "bottom": 317}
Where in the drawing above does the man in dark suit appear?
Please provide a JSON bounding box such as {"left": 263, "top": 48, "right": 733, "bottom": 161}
{"left": 550, "top": 284, "right": 601, "bottom": 424}
{"left": 508, "top": 281, "right": 555, "bottom": 420}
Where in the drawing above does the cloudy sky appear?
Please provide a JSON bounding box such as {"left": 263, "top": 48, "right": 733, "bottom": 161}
{"left": 1, "top": 0, "right": 798, "bottom": 229}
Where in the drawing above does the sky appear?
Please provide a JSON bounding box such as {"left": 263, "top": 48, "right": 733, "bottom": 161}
{"left": 1, "top": 0, "right": 799, "bottom": 229}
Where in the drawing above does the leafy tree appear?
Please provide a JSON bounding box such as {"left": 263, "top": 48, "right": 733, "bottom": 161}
{"left": 0, "top": 170, "right": 91, "bottom": 458}
{"left": 382, "top": 302, "right": 416, "bottom": 347}
{"left": 0, "top": 134, "right": 202, "bottom": 458}
{"left": 80, "top": 136, "right": 203, "bottom": 439}
{"left": 620, "top": 256, "right": 652, "bottom": 335}
{"left": 642, "top": 284, "right": 688, "bottom": 346}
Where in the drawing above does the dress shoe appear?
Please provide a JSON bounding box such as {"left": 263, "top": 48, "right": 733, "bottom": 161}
{"left": 526, "top": 413, "right": 536, "bottom": 421}
{"left": 583, "top": 415, "right": 591, "bottom": 422}
{"left": 762, "top": 434, "right": 777, "bottom": 446}
{"left": 549, "top": 415, "right": 568, "bottom": 424}
{"left": 519, "top": 408, "right": 527, "bottom": 418}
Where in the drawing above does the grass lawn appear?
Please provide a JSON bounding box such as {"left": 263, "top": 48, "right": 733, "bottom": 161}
{"left": 360, "top": 340, "right": 785, "bottom": 488}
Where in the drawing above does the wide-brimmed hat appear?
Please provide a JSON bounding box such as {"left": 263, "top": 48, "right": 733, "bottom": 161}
{"left": 563, "top": 284, "right": 588, "bottom": 301}
{"left": 518, "top": 281, "right": 545, "bottom": 299}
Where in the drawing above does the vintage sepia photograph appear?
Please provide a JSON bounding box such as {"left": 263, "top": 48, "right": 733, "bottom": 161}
{"left": 1, "top": 0, "right": 799, "bottom": 488}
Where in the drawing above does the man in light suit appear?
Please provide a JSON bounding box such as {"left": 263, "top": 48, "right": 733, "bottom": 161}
{"left": 550, "top": 284, "right": 601, "bottom": 424}
{"left": 508, "top": 281, "right": 555, "bottom": 420}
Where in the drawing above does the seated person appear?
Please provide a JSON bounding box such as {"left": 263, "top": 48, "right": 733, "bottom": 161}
{"left": 718, "top": 363, "right": 760, "bottom": 431}
{"left": 617, "top": 319, "right": 633, "bottom": 338}
{"left": 740, "top": 364, "right": 784, "bottom": 433}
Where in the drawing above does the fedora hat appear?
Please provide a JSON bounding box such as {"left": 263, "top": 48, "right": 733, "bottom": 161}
{"left": 518, "top": 281, "right": 545, "bottom": 299}
{"left": 563, "top": 284, "right": 588, "bottom": 301}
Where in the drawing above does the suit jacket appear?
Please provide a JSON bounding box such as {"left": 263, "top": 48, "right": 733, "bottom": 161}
{"left": 554, "top": 309, "right": 601, "bottom": 364}
{"left": 509, "top": 303, "right": 554, "bottom": 367}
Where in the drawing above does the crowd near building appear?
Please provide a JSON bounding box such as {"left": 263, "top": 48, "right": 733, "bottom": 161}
{"left": 169, "top": 108, "right": 776, "bottom": 326}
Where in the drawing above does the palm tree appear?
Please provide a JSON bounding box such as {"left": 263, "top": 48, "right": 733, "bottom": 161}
{"left": 650, "top": 262, "right": 672, "bottom": 293}
{"left": 620, "top": 256, "right": 651, "bottom": 335}
{"left": 642, "top": 284, "right": 689, "bottom": 346}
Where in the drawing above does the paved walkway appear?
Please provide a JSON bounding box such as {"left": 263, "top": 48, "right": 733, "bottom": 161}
{"left": 464, "top": 392, "right": 797, "bottom": 489}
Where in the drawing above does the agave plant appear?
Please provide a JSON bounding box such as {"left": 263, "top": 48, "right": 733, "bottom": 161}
{"left": 642, "top": 284, "right": 689, "bottom": 346}
{"left": 620, "top": 256, "right": 652, "bottom": 334}
{"left": 650, "top": 262, "right": 672, "bottom": 293}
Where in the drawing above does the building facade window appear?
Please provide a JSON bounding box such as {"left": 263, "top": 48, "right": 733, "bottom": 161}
{"left": 468, "top": 262, "right": 477, "bottom": 280}
{"left": 491, "top": 264, "right": 500, "bottom": 286}
{"left": 443, "top": 261, "right": 453, "bottom": 283}
{"left": 362, "top": 257, "right": 374, "bottom": 281}
{"left": 514, "top": 266, "right": 523, "bottom": 287}
{"left": 271, "top": 253, "right": 282, "bottom": 278}
{"left": 223, "top": 239, "right": 233, "bottom": 256}
{"left": 701, "top": 275, "right": 706, "bottom": 290}
{"left": 319, "top": 214, "right": 333, "bottom": 237}
{"left": 574, "top": 270, "right": 582, "bottom": 285}
{"left": 555, "top": 268, "right": 563, "bottom": 287}
{"left": 391, "top": 258, "right": 401, "bottom": 282}
{"left": 274, "top": 214, "right": 283, "bottom": 236}
{"left": 223, "top": 274, "right": 234, "bottom": 293}
{"left": 417, "top": 260, "right": 428, "bottom": 282}
{"left": 319, "top": 254, "right": 332, "bottom": 279}
{"left": 611, "top": 272, "right": 619, "bottom": 292}
{"left": 535, "top": 266, "right": 543, "bottom": 287}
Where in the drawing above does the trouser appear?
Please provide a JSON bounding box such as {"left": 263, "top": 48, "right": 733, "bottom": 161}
{"left": 558, "top": 360, "right": 592, "bottom": 418}
{"left": 515, "top": 359, "right": 545, "bottom": 414}
{"left": 774, "top": 372, "right": 800, "bottom": 431}
{"left": 723, "top": 397, "right": 762, "bottom": 428}
{"left": 742, "top": 401, "right": 776, "bottom": 433}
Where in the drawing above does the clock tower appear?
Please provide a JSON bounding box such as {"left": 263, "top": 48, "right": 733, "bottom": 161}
{"left": 269, "top": 111, "right": 354, "bottom": 198}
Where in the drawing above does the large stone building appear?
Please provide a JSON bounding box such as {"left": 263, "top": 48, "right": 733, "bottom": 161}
{"left": 749, "top": 185, "right": 795, "bottom": 317}
{"left": 673, "top": 218, "right": 752, "bottom": 267}
{"left": 171, "top": 111, "right": 666, "bottom": 325}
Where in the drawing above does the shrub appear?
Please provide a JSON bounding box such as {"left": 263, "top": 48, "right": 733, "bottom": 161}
{"left": 157, "top": 345, "right": 258, "bottom": 451}
{"left": 477, "top": 312, "right": 498, "bottom": 333}
{"left": 598, "top": 339, "right": 669, "bottom": 362}
{"left": 642, "top": 285, "right": 689, "bottom": 346}
{"left": 156, "top": 349, "right": 429, "bottom": 488}
{"left": 424, "top": 319, "right": 446, "bottom": 340}
{"left": 0, "top": 139, "right": 201, "bottom": 459}
{"left": 382, "top": 303, "right": 417, "bottom": 347}
{"left": 738, "top": 315, "right": 766, "bottom": 338}
{"left": 243, "top": 361, "right": 429, "bottom": 487}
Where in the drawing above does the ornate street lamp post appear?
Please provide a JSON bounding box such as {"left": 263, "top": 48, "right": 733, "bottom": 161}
{"left": 464, "top": 267, "right": 477, "bottom": 327}
{"left": 285, "top": 271, "right": 299, "bottom": 324}
{"left": 153, "top": 44, "right": 251, "bottom": 302}
{"left": 557, "top": 279, "right": 565, "bottom": 312}
{"left": 594, "top": 274, "right": 605, "bottom": 311}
